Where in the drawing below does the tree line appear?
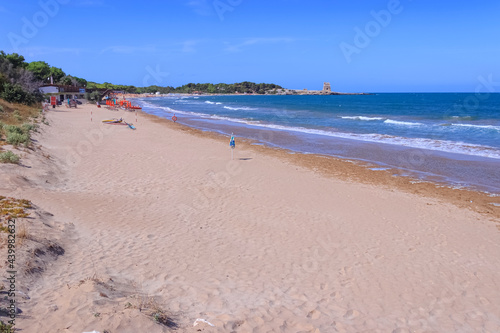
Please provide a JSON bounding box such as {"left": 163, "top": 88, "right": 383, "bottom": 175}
{"left": 86, "top": 82, "right": 283, "bottom": 95}
{"left": 0, "top": 50, "right": 283, "bottom": 106}
{"left": 173, "top": 82, "right": 283, "bottom": 94}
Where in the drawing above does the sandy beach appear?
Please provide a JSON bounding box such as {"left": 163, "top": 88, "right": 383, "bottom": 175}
{"left": 1, "top": 103, "right": 500, "bottom": 332}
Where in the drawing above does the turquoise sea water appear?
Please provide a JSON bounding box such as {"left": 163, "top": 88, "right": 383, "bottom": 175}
{"left": 134, "top": 93, "right": 500, "bottom": 193}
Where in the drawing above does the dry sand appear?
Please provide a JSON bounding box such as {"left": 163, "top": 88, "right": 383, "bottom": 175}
{"left": 1, "top": 103, "right": 500, "bottom": 332}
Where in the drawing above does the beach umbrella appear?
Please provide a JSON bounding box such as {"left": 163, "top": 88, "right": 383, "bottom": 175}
{"left": 229, "top": 133, "right": 235, "bottom": 160}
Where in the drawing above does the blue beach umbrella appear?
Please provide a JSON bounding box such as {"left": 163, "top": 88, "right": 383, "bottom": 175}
{"left": 230, "top": 134, "right": 235, "bottom": 148}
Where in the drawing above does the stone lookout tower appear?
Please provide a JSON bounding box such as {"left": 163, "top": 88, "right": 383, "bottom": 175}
{"left": 323, "top": 82, "right": 331, "bottom": 92}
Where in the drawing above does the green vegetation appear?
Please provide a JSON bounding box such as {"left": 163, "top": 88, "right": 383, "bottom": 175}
{"left": 0, "top": 98, "right": 41, "bottom": 127}
{"left": 5, "top": 124, "right": 23, "bottom": 134}
{"left": 1, "top": 49, "right": 284, "bottom": 109}
{"left": 0, "top": 51, "right": 86, "bottom": 107}
{"left": 3, "top": 124, "right": 30, "bottom": 146}
{"left": 0, "top": 51, "right": 42, "bottom": 105}
{"left": 0, "top": 120, "right": 35, "bottom": 148}
{"left": 50, "top": 66, "right": 66, "bottom": 83}
{"left": 25, "top": 59, "right": 86, "bottom": 87}
{"left": 84, "top": 90, "right": 103, "bottom": 104}
{"left": 13, "top": 110, "right": 21, "bottom": 121}
{"left": 174, "top": 81, "right": 282, "bottom": 94}
{"left": 27, "top": 60, "right": 51, "bottom": 81}
{"left": 0, "top": 100, "right": 41, "bottom": 165}
{"left": 0, "top": 151, "right": 20, "bottom": 164}
{"left": 2, "top": 53, "right": 28, "bottom": 69}
{"left": 22, "top": 123, "right": 36, "bottom": 132}
{"left": 0, "top": 82, "right": 38, "bottom": 105}
{"left": 0, "top": 320, "right": 15, "bottom": 332}
{"left": 0, "top": 196, "right": 32, "bottom": 232}
{"left": 86, "top": 81, "right": 283, "bottom": 95}
{"left": 6, "top": 131, "right": 29, "bottom": 146}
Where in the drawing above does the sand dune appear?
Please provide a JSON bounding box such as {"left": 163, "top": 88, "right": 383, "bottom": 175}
{"left": 1, "top": 104, "right": 499, "bottom": 332}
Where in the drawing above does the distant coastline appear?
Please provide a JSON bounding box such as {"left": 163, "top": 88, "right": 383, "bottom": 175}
{"left": 121, "top": 92, "right": 371, "bottom": 98}
{"left": 119, "top": 82, "right": 370, "bottom": 97}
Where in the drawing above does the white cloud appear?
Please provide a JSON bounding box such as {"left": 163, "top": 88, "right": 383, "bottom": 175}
{"left": 224, "top": 37, "right": 295, "bottom": 52}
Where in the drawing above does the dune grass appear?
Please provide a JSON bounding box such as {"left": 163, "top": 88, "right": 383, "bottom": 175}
{"left": 0, "top": 196, "right": 32, "bottom": 233}
{"left": 0, "top": 100, "right": 41, "bottom": 166}
{"left": 0, "top": 151, "right": 20, "bottom": 164}
{"left": 0, "top": 98, "right": 40, "bottom": 148}
{"left": 0, "top": 99, "right": 40, "bottom": 126}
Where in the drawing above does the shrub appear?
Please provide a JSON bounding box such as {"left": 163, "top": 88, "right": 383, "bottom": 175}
{"left": 21, "top": 123, "right": 36, "bottom": 132}
{"left": 13, "top": 110, "right": 22, "bottom": 121}
{"left": 0, "top": 151, "right": 20, "bottom": 164}
{"left": 85, "top": 90, "right": 101, "bottom": 104}
{"left": 4, "top": 125, "right": 24, "bottom": 135}
{"left": 0, "top": 83, "right": 37, "bottom": 105}
{"left": 6, "top": 132, "right": 29, "bottom": 146}
{"left": 0, "top": 320, "right": 15, "bottom": 332}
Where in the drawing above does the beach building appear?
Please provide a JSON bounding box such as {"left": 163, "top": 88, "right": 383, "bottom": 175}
{"left": 39, "top": 84, "right": 86, "bottom": 101}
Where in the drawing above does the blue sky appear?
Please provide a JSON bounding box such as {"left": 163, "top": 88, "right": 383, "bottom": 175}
{"left": 0, "top": 0, "right": 499, "bottom": 92}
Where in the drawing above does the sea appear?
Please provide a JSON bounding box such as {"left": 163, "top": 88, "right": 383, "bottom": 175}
{"left": 132, "top": 93, "right": 500, "bottom": 194}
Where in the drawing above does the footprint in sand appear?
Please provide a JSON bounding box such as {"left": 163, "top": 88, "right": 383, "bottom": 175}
{"left": 343, "top": 309, "right": 359, "bottom": 320}
{"left": 479, "top": 296, "right": 490, "bottom": 306}
{"left": 339, "top": 266, "right": 352, "bottom": 276}
{"left": 307, "top": 309, "right": 321, "bottom": 320}
{"left": 467, "top": 310, "right": 485, "bottom": 319}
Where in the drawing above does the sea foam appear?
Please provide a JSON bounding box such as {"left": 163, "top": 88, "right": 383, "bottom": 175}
{"left": 384, "top": 119, "right": 424, "bottom": 126}
{"left": 223, "top": 106, "right": 257, "bottom": 111}
{"left": 341, "top": 116, "right": 384, "bottom": 121}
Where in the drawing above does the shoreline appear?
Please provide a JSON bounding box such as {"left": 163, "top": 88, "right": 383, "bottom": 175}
{"left": 132, "top": 94, "right": 500, "bottom": 196}
{"left": 138, "top": 110, "right": 500, "bottom": 220}
{"left": 3, "top": 103, "right": 500, "bottom": 331}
